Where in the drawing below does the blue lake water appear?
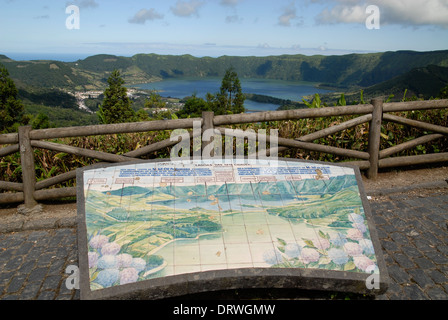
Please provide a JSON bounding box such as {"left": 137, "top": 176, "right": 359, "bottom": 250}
{"left": 133, "top": 77, "right": 333, "bottom": 112}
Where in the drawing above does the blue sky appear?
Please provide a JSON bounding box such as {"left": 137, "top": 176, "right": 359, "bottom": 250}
{"left": 1, "top": 0, "right": 448, "bottom": 60}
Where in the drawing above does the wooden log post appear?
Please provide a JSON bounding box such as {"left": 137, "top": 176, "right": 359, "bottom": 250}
{"left": 18, "top": 126, "right": 38, "bottom": 209}
{"left": 202, "top": 111, "right": 215, "bottom": 159}
{"left": 367, "top": 98, "right": 384, "bottom": 179}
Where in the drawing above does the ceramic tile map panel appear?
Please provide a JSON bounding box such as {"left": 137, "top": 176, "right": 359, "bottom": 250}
{"left": 77, "top": 158, "right": 388, "bottom": 299}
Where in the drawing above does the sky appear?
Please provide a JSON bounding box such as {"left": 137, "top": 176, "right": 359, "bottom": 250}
{"left": 1, "top": 0, "right": 448, "bottom": 60}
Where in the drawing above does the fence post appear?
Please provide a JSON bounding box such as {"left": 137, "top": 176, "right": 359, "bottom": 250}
{"left": 18, "top": 126, "right": 38, "bottom": 209}
{"left": 367, "top": 98, "right": 383, "bottom": 179}
{"left": 202, "top": 111, "right": 215, "bottom": 158}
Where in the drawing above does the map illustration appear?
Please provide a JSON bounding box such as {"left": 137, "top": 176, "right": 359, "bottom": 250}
{"left": 80, "top": 159, "right": 380, "bottom": 292}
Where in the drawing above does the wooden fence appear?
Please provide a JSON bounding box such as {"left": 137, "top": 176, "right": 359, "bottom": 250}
{"left": 1, "top": 98, "right": 447, "bottom": 209}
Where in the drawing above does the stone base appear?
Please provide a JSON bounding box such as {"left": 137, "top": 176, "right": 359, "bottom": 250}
{"left": 17, "top": 204, "right": 43, "bottom": 216}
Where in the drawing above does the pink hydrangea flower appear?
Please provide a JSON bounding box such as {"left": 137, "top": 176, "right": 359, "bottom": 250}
{"left": 347, "top": 228, "right": 364, "bottom": 241}
{"left": 343, "top": 242, "right": 363, "bottom": 257}
{"left": 89, "top": 235, "right": 109, "bottom": 249}
{"left": 313, "top": 238, "right": 330, "bottom": 251}
{"left": 101, "top": 242, "right": 121, "bottom": 256}
{"left": 353, "top": 255, "right": 376, "bottom": 272}
{"left": 300, "top": 248, "right": 320, "bottom": 264}
{"left": 120, "top": 268, "right": 139, "bottom": 285}
{"left": 88, "top": 251, "right": 99, "bottom": 268}
{"left": 116, "top": 254, "right": 133, "bottom": 268}
{"left": 352, "top": 222, "right": 367, "bottom": 234}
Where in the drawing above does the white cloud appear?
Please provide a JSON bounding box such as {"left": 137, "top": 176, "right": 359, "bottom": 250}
{"left": 220, "top": 0, "right": 243, "bottom": 7}
{"left": 129, "top": 8, "right": 164, "bottom": 24}
{"left": 314, "top": 0, "right": 448, "bottom": 28}
{"left": 258, "top": 43, "right": 271, "bottom": 48}
{"left": 67, "top": 0, "right": 98, "bottom": 9}
{"left": 170, "top": 0, "right": 204, "bottom": 18}
{"left": 278, "top": 2, "right": 303, "bottom": 27}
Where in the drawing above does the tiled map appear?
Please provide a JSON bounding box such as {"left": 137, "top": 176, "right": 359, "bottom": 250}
{"left": 80, "top": 159, "right": 380, "bottom": 291}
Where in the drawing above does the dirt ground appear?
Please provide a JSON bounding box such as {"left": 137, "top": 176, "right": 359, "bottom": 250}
{"left": 0, "top": 165, "right": 447, "bottom": 226}
{"left": 361, "top": 165, "right": 448, "bottom": 192}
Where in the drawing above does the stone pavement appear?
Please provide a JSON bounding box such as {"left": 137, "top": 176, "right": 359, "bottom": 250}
{"left": 0, "top": 183, "right": 447, "bottom": 300}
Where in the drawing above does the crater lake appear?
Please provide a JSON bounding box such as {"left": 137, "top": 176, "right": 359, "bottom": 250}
{"left": 132, "top": 77, "right": 333, "bottom": 112}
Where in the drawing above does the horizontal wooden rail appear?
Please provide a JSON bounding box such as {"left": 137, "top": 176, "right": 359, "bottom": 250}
{"left": 214, "top": 104, "right": 374, "bottom": 126}
{"left": 379, "top": 152, "right": 448, "bottom": 168}
{"left": 0, "top": 133, "right": 18, "bottom": 145}
{"left": 0, "top": 181, "right": 23, "bottom": 192}
{"left": 30, "top": 118, "right": 202, "bottom": 140}
{"left": 383, "top": 99, "right": 448, "bottom": 112}
{"left": 0, "top": 187, "right": 78, "bottom": 204}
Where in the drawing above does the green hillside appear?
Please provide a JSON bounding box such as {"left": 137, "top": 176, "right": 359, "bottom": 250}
{"left": 2, "top": 50, "right": 448, "bottom": 91}
{"left": 362, "top": 65, "right": 448, "bottom": 99}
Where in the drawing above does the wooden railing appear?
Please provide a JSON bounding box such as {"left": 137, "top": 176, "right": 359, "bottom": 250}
{"left": 1, "top": 98, "right": 447, "bottom": 208}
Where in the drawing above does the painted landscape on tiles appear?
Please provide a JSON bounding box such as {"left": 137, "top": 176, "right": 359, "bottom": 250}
{"left": 82, "top": 161, "right": 379, "bottom": 291}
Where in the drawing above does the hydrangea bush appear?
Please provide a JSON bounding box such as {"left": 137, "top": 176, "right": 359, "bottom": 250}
{"left": 265, "top": 211, "right": 379, "bottom": 274}
{"left": 87, "top": 233, "right": 164, "bottom": 290}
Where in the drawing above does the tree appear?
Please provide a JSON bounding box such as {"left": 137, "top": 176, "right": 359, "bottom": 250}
{"left": 439, "top": 85, "right": 448, "bottom": 99}
{"left": 176, "top": 94, "right": 211, "bottom": 118}
{"left": 0, "top": 64, "right": 27, "bottom": 132}
{"left": 98, "top": 70, "right": 135, "bottom": 124}
{"left": 144, "top": 91, "right": 166, "bottom": 110}
{"left": 31, "top": 112, "right": 51, "bottom": 129}
{"left": 216, "top": 67, "right": 245, "bottom": 114}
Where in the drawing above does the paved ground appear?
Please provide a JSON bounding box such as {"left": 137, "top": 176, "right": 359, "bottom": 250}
{"left": 0, "top": 179, "right": 447, "bottom": 300}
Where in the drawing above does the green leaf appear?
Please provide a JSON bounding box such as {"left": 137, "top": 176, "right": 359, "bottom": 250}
{"left": 302, "top": 238, "right": 315, "bottom": 248}
{"left": 319, "top": 256, "right": 331, "bottom": 265}
{"left": 344, "top": 261, "right": 356, "bottom": 271}
{"left": 277, "top": 238, "right": 287, "bottom": 246}
{"left": 89, "top": 268, "right": 99, "bottom": 281}
{"left": 318, "top": 230, "right": 329, "bottom": 240}
{"left": 54, "top": 152, "right": 68, "bottom": 160}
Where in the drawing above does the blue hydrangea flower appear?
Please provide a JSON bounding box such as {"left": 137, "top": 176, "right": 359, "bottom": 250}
{"left": 97, "top": 255, "right": 118, "bottom": 269}
{"left": 359, "top": 239, "right": 375, "bottom": 255}
{"left": 348, "top": 213, "right": 364, "bottom": 224}
{"left": 263, "top": 249, "right": 283, "bottom": 265}
{"left": 330, "top": 233, "right": 347, "bottom": 247}
{"left": 95, "top": 269, "right": 119, "bottom": 288}
{"left": 131, "top": 258, "right": 146, "bottom": 272}
{"left": 327, "top": 248, "right": 349, "bottom": 265}
{"left": 284, "top": 243, "right": 302, "bottom": 258}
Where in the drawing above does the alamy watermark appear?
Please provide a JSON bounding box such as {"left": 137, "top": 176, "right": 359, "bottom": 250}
{"left": 66, "top": 5, "right": 80, "bottom": 30}
{"left": 366, "top": 5, "right": 380, "bottom": 30}
{"left": 169, "top": 121, "right": 279, "bottom": 162}
{"left": 65, "top": 265, "right": 80, "bottom": 290}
